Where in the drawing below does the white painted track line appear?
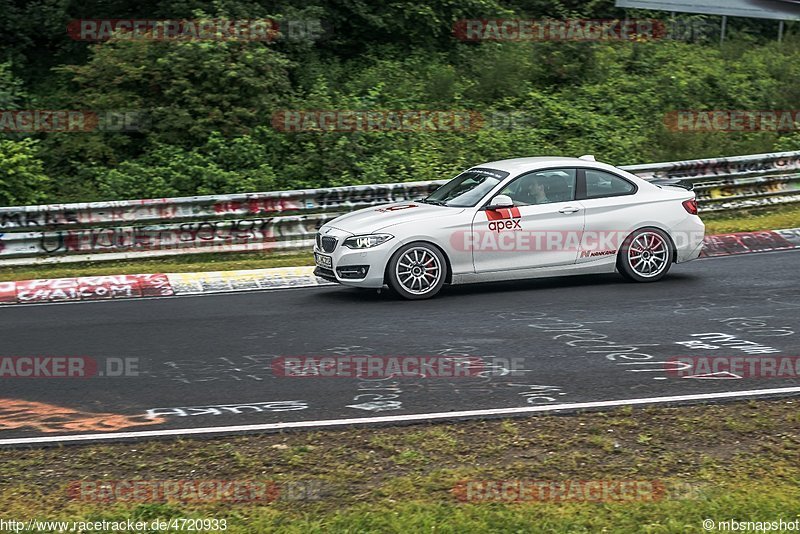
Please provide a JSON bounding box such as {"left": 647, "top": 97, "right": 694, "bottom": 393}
{"left": 2, "top": 386, "right": 800, "bottom": 446}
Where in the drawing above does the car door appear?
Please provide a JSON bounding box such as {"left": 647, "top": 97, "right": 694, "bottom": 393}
{"left": 471, "top": 168, "right": 585, "bottom": 273}
{"left": 574, "top": 167, "right": 639, "bottom": 263}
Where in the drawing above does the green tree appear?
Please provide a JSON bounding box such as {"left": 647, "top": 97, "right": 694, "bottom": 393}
{"left": 90, "top": 133, "right": 276, "bottom": 200}
{"left": 0, "top": 62, "right": 26, "bottom": 109}
{"left": 58, "top": 36, "right": 292, "bottom": 148}
{"left": 0, "top": 139, "right": 51, "bottom": 206}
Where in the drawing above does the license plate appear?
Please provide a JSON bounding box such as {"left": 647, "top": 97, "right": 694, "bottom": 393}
{"left": 315, "top": 253, "right": 332, "bottom": 269}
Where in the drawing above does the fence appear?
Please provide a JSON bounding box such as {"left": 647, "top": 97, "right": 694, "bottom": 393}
{"left": 0, "top": 151, "right": 798, "bottom": 265}
{"left": 624, "top": 150, "right": 800, "bottom": 212}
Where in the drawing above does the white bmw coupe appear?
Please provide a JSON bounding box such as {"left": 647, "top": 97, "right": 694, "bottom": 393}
{"left": 314, "top": 156, "right": 705, "bottom": 299}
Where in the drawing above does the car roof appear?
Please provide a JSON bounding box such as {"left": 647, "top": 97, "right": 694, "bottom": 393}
{"left": 474, "top": 156, "right": 608, "bottom": 175}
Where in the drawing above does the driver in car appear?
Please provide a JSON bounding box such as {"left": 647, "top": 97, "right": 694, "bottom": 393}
{"left": 516, "top": 176, "right": 549, "bottom": 205}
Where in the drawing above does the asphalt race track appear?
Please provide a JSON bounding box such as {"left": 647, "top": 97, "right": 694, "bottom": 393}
{"left": 1, "top": 249, "right": 799, "bottom": 445}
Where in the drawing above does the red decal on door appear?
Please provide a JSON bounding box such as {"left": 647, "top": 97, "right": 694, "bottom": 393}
{"left": 486, "top": 206, "right": 520, "bottom": 220}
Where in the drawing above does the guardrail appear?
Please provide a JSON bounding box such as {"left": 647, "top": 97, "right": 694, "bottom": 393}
{"left": 624, "top": 150, "right": 800, "bottom": 212}
{"left": 0, "top": 151, "right": 798, "bottom": 265}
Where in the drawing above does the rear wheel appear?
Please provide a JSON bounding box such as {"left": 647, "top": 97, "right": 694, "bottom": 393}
{"left": 617, "top": 228, "right": 673, "bottom": 282}
{"left": 386, "top": 242, "right": 447, "bottom": 300}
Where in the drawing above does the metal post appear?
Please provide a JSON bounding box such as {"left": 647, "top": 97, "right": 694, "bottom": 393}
{"left": 779, "top": 20, "right": 785, "bottom": 42}
{"left": 720, "top": 15, "right": 727, "bottom": 45}
{"left": 670, "top": 11, "right": 676, "bottom": 40}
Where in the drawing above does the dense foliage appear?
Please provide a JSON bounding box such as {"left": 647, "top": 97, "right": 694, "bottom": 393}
{"left": 0, "top": 0, "right": 798, "bottom": 204}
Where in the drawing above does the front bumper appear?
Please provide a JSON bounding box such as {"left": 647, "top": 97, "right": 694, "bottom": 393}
{"left": 313, "top": 227, "right": 395, "bottom": 288}
{"left": 313, "top": 266, "right": 338, "bottom": 283}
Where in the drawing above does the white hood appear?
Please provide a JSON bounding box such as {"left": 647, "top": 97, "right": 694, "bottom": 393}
{"left": 325, "top": 202, "right": 464, "bottom": 233}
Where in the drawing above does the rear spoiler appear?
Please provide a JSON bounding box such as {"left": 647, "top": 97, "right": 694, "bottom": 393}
{"left": 649, "top": 178, "right": 693, "bottom": 191}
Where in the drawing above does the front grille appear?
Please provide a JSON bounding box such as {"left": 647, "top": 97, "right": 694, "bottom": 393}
{"left": 320, "top": 236, "right": 337, "bottom": 253}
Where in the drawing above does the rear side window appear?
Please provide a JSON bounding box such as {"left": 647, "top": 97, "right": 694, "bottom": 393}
{"left": 584, "top": 170, "right": 635, "bottom": 199}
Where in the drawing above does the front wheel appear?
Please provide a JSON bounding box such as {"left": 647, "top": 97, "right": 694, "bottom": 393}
{"left": 386, "top": 242, "right": 447, "bottom": 300}
{"left": 617, "top": 228, "right": 673, "bottom": 282}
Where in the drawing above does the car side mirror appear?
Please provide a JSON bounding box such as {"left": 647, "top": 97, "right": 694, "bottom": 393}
{"left": 486, "top": 194, "right": 514, "bottom": 210}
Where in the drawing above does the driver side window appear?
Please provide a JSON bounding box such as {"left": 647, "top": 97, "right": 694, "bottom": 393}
{"left": 499, "top": 168, "right": 576, "bottom": 206}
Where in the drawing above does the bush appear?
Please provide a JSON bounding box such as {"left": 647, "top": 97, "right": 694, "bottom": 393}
{"left": 0, "top": 138, "right": 51, "bottom": 206}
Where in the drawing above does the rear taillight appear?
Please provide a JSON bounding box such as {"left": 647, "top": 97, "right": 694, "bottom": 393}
{"left": 682, "top": 198, "right": 698, "bottom": 215}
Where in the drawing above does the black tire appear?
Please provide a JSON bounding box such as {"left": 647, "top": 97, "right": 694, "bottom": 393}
{"left": 386, "top": 242, "right": 447, "bottom": 300}
{"left": 617, "top": 227, "right": 674, "bottom": 283}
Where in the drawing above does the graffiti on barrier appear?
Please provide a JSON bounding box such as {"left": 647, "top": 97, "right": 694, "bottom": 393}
{"left": 699, "top": 180, "right": 796, "bottom": 201}
{"left": 0, "top": 182, "right": 440, "bottom": 232}
{"left": 658, "top": 154, "right": 800, "bottom": 179}
{"left": 316, "top": 182, "right": 442, "bottom": 209}
{"left": 26, "top": 217, "right": 325, "bottom": 257}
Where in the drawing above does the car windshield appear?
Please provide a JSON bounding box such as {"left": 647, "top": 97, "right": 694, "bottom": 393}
{"left": 423, "top": 168, "right": 510, "bottom": 207}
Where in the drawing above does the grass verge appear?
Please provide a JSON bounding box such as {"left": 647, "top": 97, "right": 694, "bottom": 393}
{"left": 0, "top": 203, "right": 797, "bottom": 284}
{"left": 702, "top": 202, "right": 800, "bottom": 234}
{"left": 1, "top": 399, "right": 799, "bottom": 532}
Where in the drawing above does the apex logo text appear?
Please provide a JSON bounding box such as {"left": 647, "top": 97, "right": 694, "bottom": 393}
{"left": 486, "top": 207, "right": 522, "bottom": 232}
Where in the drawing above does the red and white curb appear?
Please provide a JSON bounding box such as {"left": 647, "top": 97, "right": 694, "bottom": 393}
{"left": 0, "top": 267, "right": 330, "bottom": 305}
{"left": 166, "top": 267, "right": 331, "bottom": 295}
{"left": 0, "top": 227, "right": 797, "bottom": 306}
{"left": 0, "top": 273, "right": 175, "bottom": 305}
{"left": 699, "top": 227, "right": 800, "bottom": 257}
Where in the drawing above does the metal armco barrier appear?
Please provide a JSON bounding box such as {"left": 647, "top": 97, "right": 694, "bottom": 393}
{"left": 624, "top": 150, "right": 800, "bottom": 212}
{"left": 0, "top": 151, "right": 798, "bottom": 265}
{"left": 0, "top": 182, "right": 444, "bottom": 265}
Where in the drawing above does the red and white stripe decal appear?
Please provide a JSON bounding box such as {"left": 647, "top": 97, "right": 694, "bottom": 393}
{"left": 486, "top": 207, "right": 521, "bottom": 221}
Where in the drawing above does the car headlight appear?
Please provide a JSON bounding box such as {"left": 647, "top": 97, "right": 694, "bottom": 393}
{"left": 343, "top": 234, "right": 394, "bottom": 249}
